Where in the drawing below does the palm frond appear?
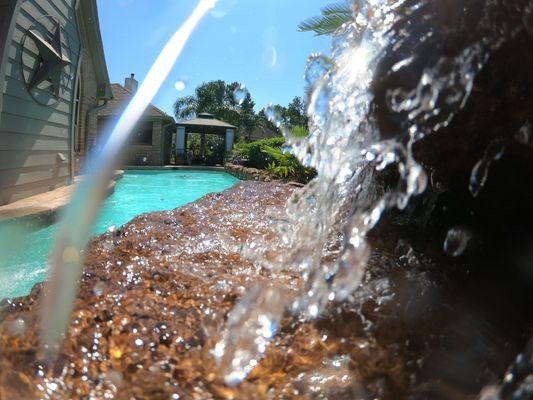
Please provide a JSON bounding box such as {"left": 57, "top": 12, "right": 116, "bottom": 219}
{"left": 321, "top": 2, "right": 353, "bottom": 17}
{"left": 298, "top": 2, "right": 353, "bottom": 36}
{"left": 174, "top": 96, "right": 197, "bottom": 120}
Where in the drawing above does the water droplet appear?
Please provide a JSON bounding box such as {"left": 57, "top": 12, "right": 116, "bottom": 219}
{"left": 264, "top": 104, "right": 283, "bottom": 128}
{"left": 395, "top": 240, "right": 420, "bottom": 267}
{"left": 304, "top": 54, "right": 330, "bottom": 86}
{"left": 331, "top": 241, "right": 370, "bottom": 301}
{"left": 407, "top": 163, "right": 428, "bottom": 196}
{"left": 92, "top": 281, "right": 107, "bottom": 296}
{"left": 8, "top": 317, "right": 26, "bottom": 337}
{"left": 107, "top": 225, "right": 116, "bottom": 233}
{"left": 469, "top": 159, "right": 490, "bottom": 197}
{"left": 174, "top": 80, "right": 186, "bottom": 91}
{"left": 469, "top": 140, "right": 506, "bottom": 197}
{"left": 105, "top": 370, "right": 123, "bottom": 389}
{"left": 232, "top": 84, "right": 248, "bottom": 105}
{"left": 443, "top": 228, "right": 471, "bottom": 257}
{"left": 134, "top": 338, "right": 144, "bottom": 347}
{"left": 355, "top": 12, "right": 368, "bottom": 26}
{"left": 516, "top": 122, "right": 532, "bottom": 145}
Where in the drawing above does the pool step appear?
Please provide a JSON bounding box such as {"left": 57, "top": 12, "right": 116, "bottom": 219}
{"left": 0, "top": 171, "right": 122, "bottom": 224}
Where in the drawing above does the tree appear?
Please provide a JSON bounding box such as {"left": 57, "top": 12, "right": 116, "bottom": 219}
{"left": 298, "top": 2, "right": 354, "bottom": 36}
{"left": 174, "top": 80, "right": 256, "bottom": 139}
{"left": 256, "top": 97, "right": 308, "bottom": 132}
{"left": 174, "top": 81, "right": 308, "bottom": 142}
{"left": 285, "top": 97, "right": 308, "bottom": 127}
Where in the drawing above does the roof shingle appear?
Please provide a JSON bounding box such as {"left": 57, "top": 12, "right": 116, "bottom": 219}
{"left": 98, "top": 83, "right": 175, "bottom": 121}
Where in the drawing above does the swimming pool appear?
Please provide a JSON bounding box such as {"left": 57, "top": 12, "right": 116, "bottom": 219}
{"left": 0, "top": 170, "right": 239, "bottom": 299}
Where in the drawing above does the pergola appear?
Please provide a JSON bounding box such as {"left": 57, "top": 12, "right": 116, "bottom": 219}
{"left": 176, "top": 113, "right": 236, "bottom": 164}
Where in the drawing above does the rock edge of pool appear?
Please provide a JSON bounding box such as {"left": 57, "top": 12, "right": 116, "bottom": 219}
{"left": 0, "top": 181, "right": 529, "bottom": 399}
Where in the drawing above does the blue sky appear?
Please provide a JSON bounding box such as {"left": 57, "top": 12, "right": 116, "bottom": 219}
{"left": 96, "top": 0, "right": 331, "bottom": 117}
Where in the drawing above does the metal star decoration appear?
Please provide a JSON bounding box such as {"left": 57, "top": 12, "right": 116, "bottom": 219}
{"left": 28, "top": 20, "right": 70, "bottom": 98}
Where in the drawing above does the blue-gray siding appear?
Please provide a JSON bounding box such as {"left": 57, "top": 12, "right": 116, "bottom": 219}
{"left": 0, "top": 0, "right": 80, "bottom": 204}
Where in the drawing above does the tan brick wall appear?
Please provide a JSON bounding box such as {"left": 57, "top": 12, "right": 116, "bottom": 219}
{"left": 121, "top": 120, "right": 165, "bottom": 166}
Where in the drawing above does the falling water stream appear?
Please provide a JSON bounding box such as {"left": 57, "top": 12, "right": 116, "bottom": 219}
{"left": 212, "top": 0, "right": 533, "bottom": 394}
{"left": 1, "top": 0, "right": 532, "bottom": 398}
{"left": 41, "top": 0, "right": 219, "bottom": 357}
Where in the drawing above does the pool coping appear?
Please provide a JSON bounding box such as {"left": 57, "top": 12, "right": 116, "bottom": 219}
{"left": 0, "top": 170, "right": 124, "bottom": 225}
{"left": 123, "top": 165, "right": 226, "bottom": 172}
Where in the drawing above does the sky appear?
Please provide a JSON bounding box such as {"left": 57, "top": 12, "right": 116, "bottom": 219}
{"left": 96, "top": 0, "right": 332, "bottom": 118}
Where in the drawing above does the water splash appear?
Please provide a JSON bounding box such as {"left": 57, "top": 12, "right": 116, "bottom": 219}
{"left": 216, "top": 0, "right": 526, "bottom": 385}
{"left": 469, "top": 140, "right": 506, "bottom": 197}
{"left": 40, "top": 0, "right": 218, "bottom": 358}
{"left": 213, "top": 284, "right": 286, "bottom": 386}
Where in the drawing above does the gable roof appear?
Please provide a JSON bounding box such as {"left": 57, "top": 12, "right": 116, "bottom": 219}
{"left": 98, "top": 83, "right": 175, "bottom": 122}
{"left": 178, "top": 113, "right": 235, "bottom": 129}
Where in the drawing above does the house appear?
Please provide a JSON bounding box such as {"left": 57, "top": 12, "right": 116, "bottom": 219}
{"left": 248, "top": 125, "right": 279, "bottom": 142}
{"left": 0, "top": 0, "right": 112, "bottom": 205}
{"left": 95, "top": 75, "right": 176, "bottom": 166}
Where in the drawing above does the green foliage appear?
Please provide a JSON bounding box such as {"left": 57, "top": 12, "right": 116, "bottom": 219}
{"left": 291, "top": 125, "right": 310, "bottom": 139}
{"left": 175, "top": 80, "right": 309, "bottom": 142}
{"left": 230, "top": 136, "right": 286, "bottom": 169}
{"left": 174, "top": 80, "right": 256, "bottom": 139}
{"left": 285, "top": 97, "right": 308, "bottom": 127}
{"left": 230, "top": 128, "right": 315, "bottom": 182}
{"left": 298, "top": 2, "right": 353, "bottom": 36}
{"left": 263, "top": 146, "right": 300, "bottom": 178}
{"left": 256, "top": 97, "right": 309, "bottom": 133}
{"left": 187, "top": 134, "right": 225, "bottom": 165}
{"left": 262, "top": 145, "right": 316, "bottom": 182}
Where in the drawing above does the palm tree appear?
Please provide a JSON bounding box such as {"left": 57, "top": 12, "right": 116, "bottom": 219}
{"left": 174, "top": 95, "right": 198, "bottom": 121}
{"left": 298, "top": 2, "right": 354, "bottom": 36}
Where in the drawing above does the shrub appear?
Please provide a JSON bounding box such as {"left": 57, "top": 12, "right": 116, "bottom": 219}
{"left": 229, "top": 136, "right": 286, "bottom": 169}
{"left": 262, "top": 145, "right": 316, "bottom": 183}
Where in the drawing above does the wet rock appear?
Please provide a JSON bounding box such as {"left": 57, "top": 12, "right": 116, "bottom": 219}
{"left": 371, "top": 0, "right": 533, "bottom": 237}
{"left": 0, "top": 181, "right": 529, "bottom": 399}
{"left": 225, "top": 163, "right": 277, "bottom": 182}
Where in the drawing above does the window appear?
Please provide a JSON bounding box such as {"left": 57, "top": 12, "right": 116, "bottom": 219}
{"left": 131, "top": 122, "right": 153, "bottom": 145}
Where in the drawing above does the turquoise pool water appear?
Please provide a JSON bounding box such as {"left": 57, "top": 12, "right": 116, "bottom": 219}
{"left": 0, "top": 170, "right": 239, "bottom": 299}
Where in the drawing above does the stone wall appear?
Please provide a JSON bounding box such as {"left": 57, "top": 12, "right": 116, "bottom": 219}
{"left": 225, "top": 164, "right": 273, "bottom": 182}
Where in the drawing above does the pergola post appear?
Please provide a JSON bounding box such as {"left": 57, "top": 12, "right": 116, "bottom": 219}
{"left": 225, "top": 128, "right": 235, "bottom": 154}
{"left": 200, "top": 133, "right": 206, "bottom": 163}
{"left": 177, "top": 113, "right": 236, "bottom": 165}
{"left": 176, "top": 126, "right": 186, "bottom": 159}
